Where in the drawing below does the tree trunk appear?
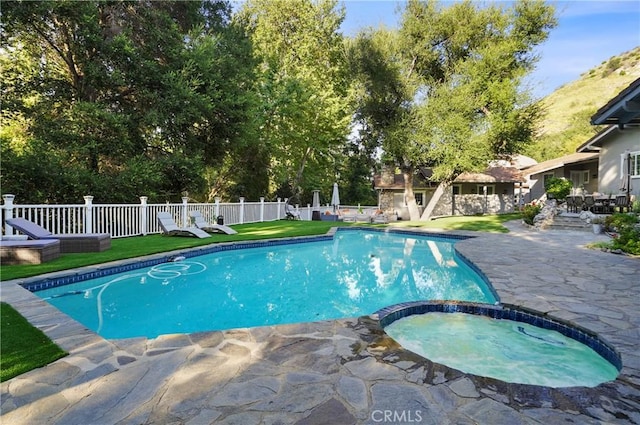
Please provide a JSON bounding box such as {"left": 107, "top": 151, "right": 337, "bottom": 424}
{"left": 420, "top": 182, "right": 448, "bottom": 221}
{"left": 402, "top": 166, "right": 421, "bottom": 221}
{"left": 289, "top": 146, "right": 313, "bottom": 202}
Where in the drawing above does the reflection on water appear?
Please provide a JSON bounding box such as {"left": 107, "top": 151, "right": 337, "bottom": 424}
{"left": 36, "top": 230, "right": 495, "bottom": 338}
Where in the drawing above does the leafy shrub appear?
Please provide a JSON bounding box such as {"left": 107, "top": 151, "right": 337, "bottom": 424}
{"left": 521, "top": 203, "right": 541, "bottom": 225}
{"left": 605, "top": 213, "right": 640, "bottom": 255}
{"left": 544, "top": 177, "right": 572, "bottom": 200}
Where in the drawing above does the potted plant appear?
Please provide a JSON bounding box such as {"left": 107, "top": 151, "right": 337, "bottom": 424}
{"left": 591, "top": 216, "right": 604, "bottom": 234}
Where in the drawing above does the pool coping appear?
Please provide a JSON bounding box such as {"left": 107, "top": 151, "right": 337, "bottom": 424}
{"left": 2, "top": 224, "right": 638, "bottom": 423}
{"left": 2, "top": 227, "right": 480, "bottom": 348}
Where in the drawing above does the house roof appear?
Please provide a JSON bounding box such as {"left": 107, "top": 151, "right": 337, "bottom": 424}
{"left": 489, "top": 154, "right": 538, "bottom": 170}
{"left": 373, "top": 168, "right": 435, "bottom": 190}
{"left": 374, "top": 166, "right": 524, "bottom": 188}
{"left": 455, "top": 166, "right": 525, "bottom": 183}
{"left": 576, "top": 125, "right": 619, "bottom": 152}
{"left": 521, "top": 152, "right": 599, "bottom": 176}
{"left": 591, "top": 77, "right": 640, "bottom": 126}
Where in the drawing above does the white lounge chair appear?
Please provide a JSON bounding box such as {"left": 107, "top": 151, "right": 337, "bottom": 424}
{"left": 157, "top": 212, "right": 211, "bottom": 239}
{"left": 371, "top": 213, "right": 389, "bottom": 224}
{"left": 285, "top": 203, "right": 301, "bottom": 220}
{"left": 188, "top": 211, "right": 237, "bottom": 235}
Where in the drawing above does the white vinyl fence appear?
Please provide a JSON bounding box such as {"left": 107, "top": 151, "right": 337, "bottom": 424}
{"left": 1, "top": 195, "right": 314, "bottom": 239}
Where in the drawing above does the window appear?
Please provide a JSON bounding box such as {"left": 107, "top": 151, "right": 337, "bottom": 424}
{"left": 452, "top": 185, "right": 461, "bottom": 195}
{"left": 634, "top": 153, "right": 640, "bottom": 177}
{"left": 620, "top": 151, "right": 640, "bottom": 185}
{"left": 414, "top": 192, "right": 423, "bottom": 206}
{"left": 477, "top": 185, "right": 494, "bottom": 195}
{"left": 570, "top": 170, "right": 589, "bottom": 188}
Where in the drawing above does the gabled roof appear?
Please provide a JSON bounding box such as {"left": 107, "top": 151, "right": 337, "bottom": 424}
{"left": 576, "top": 125, "right": 619, "bottom": 152}
{"left": 455, "top": 166, "right": 525, "bottom": 183}
{"left": 521, "top": 152, "right": 599, "bottom": 176}
{"left": 374, "top": 166, "right": 524, "bottom": 189}
{"left": 591, "top": 77, "right": 640, "bottom": 126}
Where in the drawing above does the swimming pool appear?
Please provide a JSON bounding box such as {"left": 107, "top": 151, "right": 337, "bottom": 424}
{"left": 379, "top": 302, "right": 621, "bottom": 388}
{"left": 35, "top": 229, "right": 497, "bottom": 339}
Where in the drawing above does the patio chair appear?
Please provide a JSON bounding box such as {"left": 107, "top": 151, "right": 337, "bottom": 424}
{"left": 573, "top": 195, "right": 585, "bottom": 212}
{"left": 285, "top": 203, "right": 301, "bottom": 220}
{"left": 565, "top": 196, "right": 576, "bottom": 213}
{"left": 340, "top": 209, "right": 356, "bottom": 222}
{"left": 371, "top": 213, "right": 389, "bottom": 224}
{"left": 188, "top": 210, "right": 237, "bottom": 235}
{"left": 615, "top": 195, "right": 629, "bottom": 213}
{"left": 5, "top": 217, "right": 111, "bottom": 253}
{"left": 157, "top": 212, "right": 211, "bottom": 239}
{"left": 584, "top": 195, "right": 595, "bottom": 212}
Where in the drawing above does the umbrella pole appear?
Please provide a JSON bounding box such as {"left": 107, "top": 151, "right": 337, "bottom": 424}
{"left": 627, "top": 151, "right": 632, "bottom": 209}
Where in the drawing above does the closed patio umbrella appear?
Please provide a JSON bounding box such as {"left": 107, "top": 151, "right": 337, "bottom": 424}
{"left": 331, "top": 183, "right": 340, "bottom": 213}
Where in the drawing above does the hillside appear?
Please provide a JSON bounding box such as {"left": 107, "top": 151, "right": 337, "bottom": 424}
{"left": 526, "top": 46, "right": 640, "bottom": 161}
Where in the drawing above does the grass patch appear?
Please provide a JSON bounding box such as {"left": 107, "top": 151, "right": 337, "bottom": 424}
{"left": 0, "top": 302, "right": 67, "bottom": 382}
{"left": 389, "top": 213, "right": 520, "bottom": 233}
{"left": 0, "top": 220, "right": 354, "bottom": 281}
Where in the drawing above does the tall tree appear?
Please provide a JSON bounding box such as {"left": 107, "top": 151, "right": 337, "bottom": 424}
{"left": 350, "top": 0, "right": 556, "bottom": 220}
{"left": 1, "top": 0, "right": 257, "bottom": 203}
{"left": 235, "top": 0, "right": 351, "bottom": 204}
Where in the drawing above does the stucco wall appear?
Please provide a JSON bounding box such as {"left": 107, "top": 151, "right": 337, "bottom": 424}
{"left": 527, "top": 161, "right": 599, "bottom": 203}
{"left": 597, "top": 127, "right": 640, "bottom": 196}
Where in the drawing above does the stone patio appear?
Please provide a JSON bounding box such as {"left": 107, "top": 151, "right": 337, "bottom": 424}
{"left": 1, "top": 221, "right": 639, "bottom": 424}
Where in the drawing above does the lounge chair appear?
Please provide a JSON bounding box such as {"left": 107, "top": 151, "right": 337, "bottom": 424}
{"left": 157, "top": 212, "right": 211, "bottom": 238}
{"left": 6, "top": 217, "right": 111, "bottom": 253}
{"left": 285, "top": 203, "right": 301, "bottom": 220}
{"left": 188, "top": 211, "right": 237, "bottom": 235}
{"left": 0, "top": 239, "right": 61, "bottom": 264}
{"left": 340, "top": 209, "right": 356, "bottom": 222}
{"left": 371, "top": 212, "right": 389, "bottom": 224}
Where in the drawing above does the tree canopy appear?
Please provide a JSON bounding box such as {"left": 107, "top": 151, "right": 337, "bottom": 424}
{"left": 2, "top": 0, "right": 555, "bottom": 209}
{"left": 348, "top": 0, "right": 556, "bottom": 219}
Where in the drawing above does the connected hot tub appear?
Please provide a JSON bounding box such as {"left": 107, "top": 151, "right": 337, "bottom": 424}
{"left": 378, "top": 301, "right": 621, "bottom": 388}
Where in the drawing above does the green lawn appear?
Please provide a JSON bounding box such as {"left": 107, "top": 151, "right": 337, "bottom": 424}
{"left": 391, "top": 213, "right": 521, "bottom": 233}
{"left": 1, "top": 302, "right": 67, "bottom": 382}
{"left": 0, "top": 214, "right": 518, "bottom": 381}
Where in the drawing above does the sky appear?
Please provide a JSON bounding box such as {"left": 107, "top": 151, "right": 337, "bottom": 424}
{"left": 338, "top": 0, "right": 640, "bottom": 99}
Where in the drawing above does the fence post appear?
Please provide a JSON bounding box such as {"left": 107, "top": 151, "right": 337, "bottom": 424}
{"left": 3, "top": 194, "right": 15, "bottom": 236}
{"left": 260, "top": 197, "right": 265, "bottom": 222}
{"left": 215, "top": 197, "right": 220, "bottom": 219}
{"left": 277, "top": 197, "right": 282, "bottom": 220}
{"left": 140, "top": 196, "right": 148, "bottom": 236}
{"left": 181, "top": 197, "right": 189, "bottom": 227}
{"left": 83, "top": 195, "right": 94, "bottom": 234}
{"left": 239, "top": 197, "right": 245, "bottom": 224}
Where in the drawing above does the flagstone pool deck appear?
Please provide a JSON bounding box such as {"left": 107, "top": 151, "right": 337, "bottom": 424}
{"left": 1, "top": 221, "right": 639, "bottom": 424}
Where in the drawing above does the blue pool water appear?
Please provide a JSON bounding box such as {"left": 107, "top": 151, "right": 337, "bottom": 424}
{"left": 36, "top": 230, "right": 496, "bottom": 339}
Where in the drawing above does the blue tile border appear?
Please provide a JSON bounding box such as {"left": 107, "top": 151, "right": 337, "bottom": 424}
{"left": 376, "top": 300, "right": 622, "bottom": 372}
{"left": 21, "top": 234, "right": 333, "bottom": 292}
{"left": 21, "top": 227, "right": 483, "bottom": 294}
